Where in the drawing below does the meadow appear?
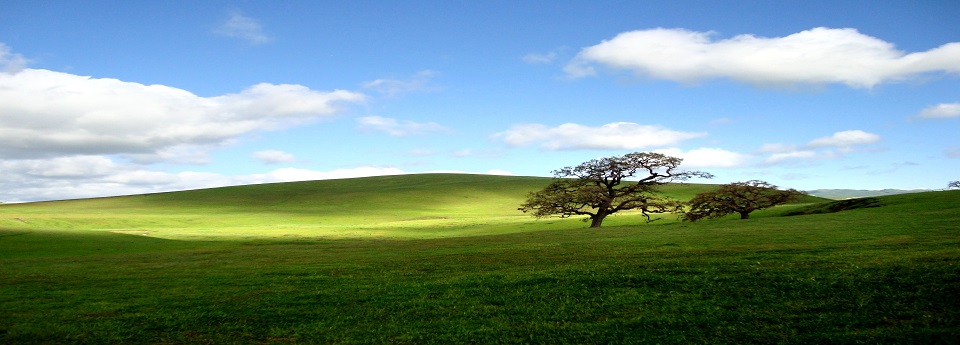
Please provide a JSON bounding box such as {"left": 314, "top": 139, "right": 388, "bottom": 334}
{"left": 1, "top": 174, "right": 958, "bottom": 344}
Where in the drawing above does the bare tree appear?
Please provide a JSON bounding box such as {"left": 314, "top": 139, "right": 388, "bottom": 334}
{"left": 682, "top": 180, "right": 804, "bottom": 221}
{"left": 949, "top": 181, "right": 960, "bottom": 189}
{"left": 519, "top": 152, "right": 712, "bottom": 228}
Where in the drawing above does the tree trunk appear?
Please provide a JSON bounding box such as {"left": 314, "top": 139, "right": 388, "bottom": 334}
{"left": 590, "top": 216, "right": 604, "bottom": 228}
{"left": 739, "top": 211, "right": 750, "bottom": 219}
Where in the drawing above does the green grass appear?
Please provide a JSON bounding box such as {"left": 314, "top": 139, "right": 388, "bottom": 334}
{"left": 1, "top": 174, "right": 957, "bottom": 343}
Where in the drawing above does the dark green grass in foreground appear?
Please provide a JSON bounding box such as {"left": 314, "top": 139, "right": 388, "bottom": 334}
{"left": 0, "top": 175, "right": 957, "bottom": 343}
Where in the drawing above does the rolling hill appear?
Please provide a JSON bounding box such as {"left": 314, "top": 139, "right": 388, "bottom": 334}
{"left": 2, "top": 174, "right": 813, "bottom": 240}
{"left": 1, "top": 174, "right": 958, "bottom": 343}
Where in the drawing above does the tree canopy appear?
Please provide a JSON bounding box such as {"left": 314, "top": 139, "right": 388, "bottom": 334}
{"left": 682, "top": 180, "right": 804, "bottom": 221}
{"left": 949, "top": 181, "right": 960, "bottom": 189}
{"left": 519, "top": 152, "right": 712, "bottom": 228}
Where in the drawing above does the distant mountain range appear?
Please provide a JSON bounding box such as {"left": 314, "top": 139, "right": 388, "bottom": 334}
{"left": 804, "top": 189, "right": 932, "bottom": 200}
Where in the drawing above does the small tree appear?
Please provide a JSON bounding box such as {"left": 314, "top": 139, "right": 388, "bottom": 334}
{"left": 682, "top": 180, "right": 804, "bottom": 221}
{"left": 949, "top": 181, "right": 960, "bottom": 189}
{"left": 519, "top": 152, "right": 712, "bottom": 228}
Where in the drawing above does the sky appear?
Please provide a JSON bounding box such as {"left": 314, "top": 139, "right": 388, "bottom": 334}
{"left": 1, "top": 0, "right": 958, "bottom": 202}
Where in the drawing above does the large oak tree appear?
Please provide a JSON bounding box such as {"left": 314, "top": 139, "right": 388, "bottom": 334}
{"left": 519, "top": 152, "right": 712, "bottom": 228}
{"left": 682, "top": 180, "right": 804, "bottom": 221}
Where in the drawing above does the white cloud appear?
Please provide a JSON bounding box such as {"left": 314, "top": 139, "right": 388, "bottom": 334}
{"left": 916, "top": 103, "right": 960, "bottom": 119}
{"left": 763, "top": 150, "right": 819, "bottom": 165}
{"left": 1, "top": 156, "right": 119, "bottom": 179}
{"left": 0, "top": 43, "right": 28, "bottom": 73}
{"left": 0, "top": 156, "right": 407, "bottom": 202}
{"left": 452, "top": 149, "right": 476, "bottom": 157}
{"left": 253, "top": 150, "right": 295, "bottom": 164}
{"left": 654, "top": 148, "right": 750, "bottom": 168}
{"left": 759, "top": 130, "right": 881, "bottom": 165}
{"left": 807, "top": 130, "right": 881, "bottom": 148}
{"left": 494, "top": 122, "right": 706, "bottom": 150}
{"left": 0, "top": 68, "right": 365, "bottom": 161}
{"left": 0, "top": 159, "right": 524, "bottom": 202}
{"left": 362, "top": 70, "right": 439, "bottom": 97}
{"left": 356, "top": 116, "right": 449, "bottom": 137}
{"left": 214, "top": 11, "right": 271, "bottom": 44}
{"left": 567, "top": 27, "right": 960, "bottom": 88}
{"left": 757, "top": 143, "right": 797, "bottom": 154}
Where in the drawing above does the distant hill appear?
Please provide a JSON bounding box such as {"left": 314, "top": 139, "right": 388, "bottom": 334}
{"left": 805, "top": 188, "right": 931, "bottom": 200}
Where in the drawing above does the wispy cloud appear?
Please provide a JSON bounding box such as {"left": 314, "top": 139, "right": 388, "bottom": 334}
{"left": 356, "top": 116, "right": 449, "bottom": 137}
{"left": 654, "top": 147, "right": 750, "bottom": 168}
{"left": 760, "top": 129, "right": 881, "bottom": 165}
{"left": 566, "top": 27, "right": 960, "bottom": 88}
{"left": 0, "top": 43, "right": 28, "bottom": 73}
{"left": 946, "top": 146, "right": 960, "bottom": 158}
{"left": 253, "top": 150, "right": 296, "bottom": 164}
{"left": 522, "top": 52, "right": 558, "bottom": 64}
{"left": 0, "top": 159, "right": 407, "bottom": 202}
{"left": 214, "top": 11, "right": 271, "bottom": 45}
{"left": 362, "top": 70, "right": 440, "bottom": 97}
{"left": 763, "top": 150, "right": 820, "bottom": 165}
{"left": 493, "top": 122, "right": 706, "bottom": 150}
{"left": 807, "top": 130, "right": 881, "bottom": 149}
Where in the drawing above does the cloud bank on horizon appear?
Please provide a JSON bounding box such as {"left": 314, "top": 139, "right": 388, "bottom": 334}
{"left": 0, "top": 9, "right": 958, "bottom": 202}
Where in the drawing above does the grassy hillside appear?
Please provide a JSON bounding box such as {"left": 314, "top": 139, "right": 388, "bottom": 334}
{"left": 1, "top": 175, "right": 955, "bottom": 343}
{"left": 0, "top": 174, "right": 758, "bottom": 241}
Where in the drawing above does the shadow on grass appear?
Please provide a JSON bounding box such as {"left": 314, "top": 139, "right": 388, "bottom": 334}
{"left": 783, "top": 197, "right": 884, "bottom": 217}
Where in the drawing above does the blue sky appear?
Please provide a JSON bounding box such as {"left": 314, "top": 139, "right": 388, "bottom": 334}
{"left": 1, "top": 1, "right": 958, "bottom": 202}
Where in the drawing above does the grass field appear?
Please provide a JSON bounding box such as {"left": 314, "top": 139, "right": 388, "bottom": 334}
{"left": 1, "top": 174, "right": 958, "bottom": 343}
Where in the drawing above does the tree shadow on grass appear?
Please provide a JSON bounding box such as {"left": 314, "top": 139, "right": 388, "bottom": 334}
{"left": 782, "top": 197, "right": 884, "bottom": 217}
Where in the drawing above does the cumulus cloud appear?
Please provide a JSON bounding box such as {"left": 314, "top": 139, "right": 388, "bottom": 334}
{"left": 214, "top": 11, "right": 271, "bottom": 44}
{"left": 0, "top": 68, "right": 365, "bottom": 160}
{"left": 566, "top": 27, "right": 960, "bottom": 88}
{"left": 916, "top": 103, "right": 960, "bottom": 119}
{"left": 362, "top": 70, "right": 440, "bottom": 97}
{"left": 253, "top": 150, "right": 296, "bottom": 164}
{"left": 654, "top": 148, "right": 750, "bottom": 168}
{"left": 356, "top": 116, "right": 449, "bottom": 137}
{"left": 494, "top": 122, "right": 706, "bottom": 150}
